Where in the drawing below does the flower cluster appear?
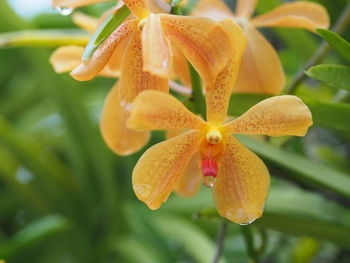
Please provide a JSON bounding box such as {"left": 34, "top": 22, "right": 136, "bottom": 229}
{"left": 50, "top": 0, "right": 328, "bottom": 224}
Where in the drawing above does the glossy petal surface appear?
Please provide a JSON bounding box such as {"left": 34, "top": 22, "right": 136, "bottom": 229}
{"left": 127, "top": 90, "right": 206, "bottom": 131}
{"left": 160, "top": 14, "right": 233, "bottom": 85}
{"left": 101, "top": 84, "right": 150, "bottom": 155}
{"left": 50, "top": 45, "right": 84, "bottom": 73}
{"left": 234, "top": 24, "right": 285, "bottom": 94}
{"left": 191, "top": 0, "right": 233, "bottom": 21}
{"left": 213, "top": 135, "right": 269, "bottom": 224}
{"left": 71, "top": 19, "right": 136, "bottom": 81}
{"left": 72, "top": 12, "right": 99, "bottom": 33}
{"left": 236, "top": 0, "right": 258, "bottom": 19}
{"left": 123, "top": 0, "right": 149, "bottom": 18}
{"left": 175, "top": 154, "right": 201, "bottom": 197}
{"left": 224, "top": 95, "right": 313, "bottom": 136}
{"left": 133, "top": 130, "right": 202, "bottom": 210}
{"left": 119, "top": 32, "right": 168, "bottom": 105}
{"left": 251, "top": 1, "right": 329, "bottom": 31}
{"left": 52, "top": 0, "right": 109, "bottom": 8}
{"left": 206, "top": 20, "right": 246, "bottom": 123}
{"left": 142, "top": 14, "right": 173, "bottom": 78}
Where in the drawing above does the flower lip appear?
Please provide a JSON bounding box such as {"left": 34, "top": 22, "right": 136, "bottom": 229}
{"left": 206, "top": 126, "right": 223, "bottom": 145}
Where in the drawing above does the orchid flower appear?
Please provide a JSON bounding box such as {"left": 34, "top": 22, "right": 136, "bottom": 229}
{"left": 126, "top": 21, "right": 313, "bottom": 223}
{"left": 192, "top": 0, "right": 329, "bottom": 94}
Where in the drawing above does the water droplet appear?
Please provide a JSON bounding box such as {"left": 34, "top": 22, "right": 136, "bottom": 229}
{"left": 203, "top": 175, "right": 216, "bottom": 188}
{"left": 55, "top": 7, "right": 74, "bottom": 16}
{"left": 239, "top": 219, "right": 255, "bottom": 226}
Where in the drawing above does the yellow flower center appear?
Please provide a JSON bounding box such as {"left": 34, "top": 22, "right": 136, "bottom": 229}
{"left": 206, "top": 126, "right": 222, "bottom": 145}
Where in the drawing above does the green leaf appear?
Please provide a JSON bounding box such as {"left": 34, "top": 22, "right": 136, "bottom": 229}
{"left": 0, "top": 215, "right": 70, "bottom": 258}
{"left": 256, "top": 212, "right": 350, "bottom": 250}
{"left": 239, "top": 136, "right": 350, "bottom": 200}
{"left": 228, "top": 94, "right": 350, "bottom": 132}
{"left": 317, "top": 28, "right": 350, "bottom": 62}
{"left": 306, "top": 64, "right": 350, "bottom": 91}
{"left": 82, "top": 5, "right": 130, "bottom": 61}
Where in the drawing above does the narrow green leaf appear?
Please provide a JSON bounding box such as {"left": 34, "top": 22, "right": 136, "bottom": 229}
{"left": 0, "top": 30, "right": 88, "bottom": 48}
{"left": 82, "top": 5, "right": 130, "bottom": 61}
{"left": 317, "top": 28, "right": 350, "bottom": 62}
{"left": 0, "top": 215, "right": 70, "bottom": 258}
{"left": 306, "top": 64, "right": 350, "bottom": 91}
{"left": 239, "top": 135, "right": 350, "bottom": 199}
{"left": 256, "top": 212, "right": 350, "bottom": 250}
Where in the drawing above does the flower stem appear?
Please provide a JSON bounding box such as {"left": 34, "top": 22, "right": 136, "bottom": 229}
{"left": 189, "top": 63, "right": 206, "bottom": 118}
{"left": 212, "top": 221, "right": 228, "bottom": 263}
{"left": 241, "top": 225, "right": 260, "bottom": 263}
{"left": 285, "top": 3, "right": 350, "bottom": 94}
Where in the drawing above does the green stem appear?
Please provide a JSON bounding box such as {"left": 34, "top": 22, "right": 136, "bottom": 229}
{"left": 189, "top": 63, "right": 206, "bottom": 118}
{"left": 241, "top": 225, "right": 260, "bottom": 263}
{"left": 212, "top": 221, "right": 228, "bottom": 263}
{"left": 0, "top": 29, "right": 89, "bottom": 48}
{"left": 285, "top": 3, "right": 350, "bottom": 94}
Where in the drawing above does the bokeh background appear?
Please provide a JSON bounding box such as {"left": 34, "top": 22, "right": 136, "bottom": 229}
{"left": 0, "top": 0, "right": 350, "bottom": 262}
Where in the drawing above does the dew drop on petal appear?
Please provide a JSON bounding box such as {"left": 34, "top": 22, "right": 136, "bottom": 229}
{"left": 239, "top": 219, "right": 256, "bottom": 226}
{"left": 203, "top": 175, "right": 216, "bottom": 188}
{"left": 55, "top": 7, "right": 74, "bottom": 16}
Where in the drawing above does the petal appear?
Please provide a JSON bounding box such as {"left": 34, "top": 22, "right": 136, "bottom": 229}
{"left": 70, "top": 19, "right": 137, "bottom": 81}
{"left": 234, "top": 24, "right": 285, "bottom": 94}
{"left": 191, "top": 0, "right": 234, "bottom": 21}
{"left": 175, "top": 154, "right": 201, "bottom": 197}
{"left": 133, "top": 130, "right": 202, "bottom": 210}
{"left": 142, "top": 14, "right": 173, "bottom": 78}
{"left": 123, "top": 0, "right": 149, "bottom": 18}
{"left": 251, "top": 1, "right": 329, "bottom": 31}
{"left": 236, "top": 0, "right": 258, "bottom": 19}
{"left": 223, "top": 95, "right": 313, "bottom": 136}
{"left": 52, "top": 0, "right": 109, "bottom": 8}
{"left": 118, "top": 31, "right": 169, "bottom": 105}
{"left": 213, "top": 135, "right": 270, "bottom": 224}
{"left": 72, "top": 12, "right": 99, "bottom": 33}
{"left": 101, "top": 84, "right": 150, "bottom": 155}
{"left": 105, "top": 34, "right": 130, "bottom": 74}
{"left": 206, "top": 20, "right": 246, "bottom": 124}
{"left": 160, "top": 14, "right": 233, "bottom": 85}
{"left": 127, "top": 90, "right": 207, "bottom": 131}
{"left": 171, "top": 42, "right": 191, "bottom": 88}
{"left": 50, "top": 45, "right": 84, "bottom": 73}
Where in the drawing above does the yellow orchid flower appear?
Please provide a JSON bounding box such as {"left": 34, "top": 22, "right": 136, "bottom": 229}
{"left": 192, "top": 0, "right": 329, "bottom": 94}
{"left": 126, "top": 21, "right": 313, "bottom": 223}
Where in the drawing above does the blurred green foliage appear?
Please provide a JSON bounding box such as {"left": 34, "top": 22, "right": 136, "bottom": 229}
{"left": 0, "top": 0, "right": 350, "bottom": 262}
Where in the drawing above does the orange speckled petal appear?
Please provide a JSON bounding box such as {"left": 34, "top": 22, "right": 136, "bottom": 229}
{"left": 214, "top": 135, "right": 269, "bottom": 224}
{"left": 70, "top": 19, "right": 136, "bottom": 81}
{"left": 123, "top": 0, "right": 149, "bottom": 18}
{"left": 52, "top": 0, "right": 109, "bottom": 8}
{"left": 127, "top": 90, "right": 207, "bottom": 131}
{"left": 224, "top": 95, "right": 313, "bottom": 136}
{"left": 133, "top": 130, "right": 202, "bottom": 210}
{"left": 142, "top": 14, "right": 173, "bottom": 78}
{"left": 50, "top": 45, "right": 84, "bottom": 73}
{"left": 251, "top": 1, "right": 329, "bottom": 31}
{"left": 191, "top": 0, "right": 234, "bottom": 21}
{"left": 234, "top": 24, "right": 285, "bottom": 94}
{"left": 160, "top": 14, "right": 233, "bottom": 85}
{"left": 119, "top": 31, "right": 169, "bottom": 105}
{"left": 171, "top": 43, "right": 191, "bottom": 88}
{"left": 101, "top": 84, "right": 150, "bottom": 156}
{"left": 175, "top": 154, "right": 201, "bottom": 197}
{"left": 72, "top": 12, "right": 99, "bottom": 33}
{"left": 206, "top": 20, "right": 246, "bottom": 124}
{"left": 236, "top": 0, "right": 258, "bottom": 19}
